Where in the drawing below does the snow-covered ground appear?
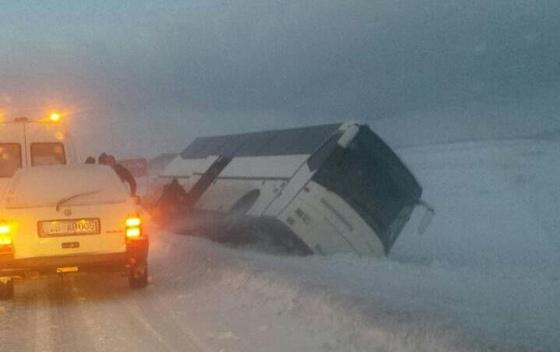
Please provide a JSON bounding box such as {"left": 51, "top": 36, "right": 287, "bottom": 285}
{"left": 1, "top": 139, "right": 558, "bottom": 352}
{"left": 394, "top": 138, "right": 560, "bottom": 271}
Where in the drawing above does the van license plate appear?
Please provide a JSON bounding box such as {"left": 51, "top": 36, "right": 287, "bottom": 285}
{"left": 56, "top": 267, "right": 79, "bottom": 273}
{"left": 61, "top": 242, "right": 80, "bottom": 249}
{"left": 38, "top": 218, "right": 100, "bottom": 237}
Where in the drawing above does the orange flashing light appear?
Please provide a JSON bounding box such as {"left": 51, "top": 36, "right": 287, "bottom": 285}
{"left": 126, "top": 217, "right": 141, "bottom": 227}
{"left": 49, "top": 113, "right": 61, "bottom": 122}
{"left": 125, "top": 217, "right": 142, "bottom": 239}
{"left": 0, "top": 223, "right": 12, "bottom": 245}
{"left": 0, "top": 224, "right": 10, "bottom": 235}
{"left": 126, "top": 227, "right": 141, "bottom": 238}
{"left": 0, "top": 237, "right": 11, "bottom": 246}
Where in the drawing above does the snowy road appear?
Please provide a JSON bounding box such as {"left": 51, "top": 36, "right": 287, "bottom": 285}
{"left": 2, "top": 230, "right": 558, "bottom": 352}
{"left": 3, "top": 231, "right": 377, "bottom": 352}
{"left": 0, "top": 246, "right": 209, "bottom": 352}
{"left": 0, "top": 232, "right": 459, "bottom": 352}
{"left": 3, "top": 231, "right": 401, "bottom": 352}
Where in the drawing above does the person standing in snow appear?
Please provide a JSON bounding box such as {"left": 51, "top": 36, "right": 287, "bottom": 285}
{"left": 155, "top": 178, "right": 188, "bottom": 222}
{"left": 105, "top": 154, "right": 137, "bottom": 197}
{"left": 98, "top": 152, "right": 107, "bottom": 164}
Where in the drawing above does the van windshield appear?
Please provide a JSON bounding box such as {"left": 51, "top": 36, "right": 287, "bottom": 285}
{"left": 0, "top": 143, "right": 22, "bottom": 177}
{"left": 31, "top": 142, "right": 66, "bottom": 166}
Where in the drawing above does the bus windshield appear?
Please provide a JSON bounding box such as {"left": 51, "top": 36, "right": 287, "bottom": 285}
{"left": 312, "top": 128, "right": 421, "bottom": 252}
{"left": 0, "top": 143, "right": 22, "bottom": 177}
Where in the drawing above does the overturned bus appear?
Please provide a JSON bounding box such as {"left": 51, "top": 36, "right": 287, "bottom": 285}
{"left": 158, "top": 122, "right": 430, "bottom": 257}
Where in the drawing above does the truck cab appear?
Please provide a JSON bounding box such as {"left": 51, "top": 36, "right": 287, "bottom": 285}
{"left": 0, "top": 117, "right": 76, "bottom": 192}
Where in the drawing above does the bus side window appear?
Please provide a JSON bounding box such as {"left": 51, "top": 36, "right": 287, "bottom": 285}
{"left": 0, "top": 143, "right": 22, "bottom": 177}
{"left": 30, "top": 143, "right": 66, "bottom": 166}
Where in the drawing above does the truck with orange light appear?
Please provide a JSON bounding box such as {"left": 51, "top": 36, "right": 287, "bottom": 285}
{"left": 0, "top": 115, "right": 77, "bottom": 194}
{"left": 0, "top": 164, "right": 149, "bottom": 299}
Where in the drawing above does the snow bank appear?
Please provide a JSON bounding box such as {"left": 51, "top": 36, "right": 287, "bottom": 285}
{"left": 151, "top": 231, "right": 558, "bottom": 352}
{"left": 393, "top": 139, "right": 560, "bottom": 271}
{"left": 150, "top": 234, "right": 470, "bottom": 352}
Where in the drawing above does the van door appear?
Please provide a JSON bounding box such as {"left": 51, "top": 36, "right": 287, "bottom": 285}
{"left": 25, "top": 122, "right": 74, "bottom": 166}
{"left": 0, "top": 144, "right": 23, "bottom": 177}
{"left": 0, "top": 123, "right": 25, "bottom": 191}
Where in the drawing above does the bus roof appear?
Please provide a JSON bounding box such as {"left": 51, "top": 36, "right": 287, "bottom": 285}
{"left": 180, "top": 123, "right": 342, "bottom": 159}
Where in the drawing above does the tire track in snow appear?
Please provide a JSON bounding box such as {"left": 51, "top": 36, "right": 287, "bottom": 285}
{"left": 0, "top": 280, "right": 39, "bottom": 352}
{"left": 122, "top": 288, "right": 212, "bottom": 352}
{"left": 34, "top": 287, "right": 55, "bottom": 352}
{"left": 62, "top": 271, "right": 209, "bottom": 352}
{"left": 46, "top": 276, "right": 98, "bottom": 352}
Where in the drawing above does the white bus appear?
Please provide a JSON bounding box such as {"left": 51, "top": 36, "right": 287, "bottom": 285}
{"left": 0, "top": 117, "right": 77, "bottom": 192}
{"left": 159, "top": 122, "right": 430, "bottom": 257}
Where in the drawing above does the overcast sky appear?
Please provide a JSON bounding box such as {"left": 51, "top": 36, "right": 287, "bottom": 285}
{"left": 1, "top": 1, "right": 559, "bottom": 158}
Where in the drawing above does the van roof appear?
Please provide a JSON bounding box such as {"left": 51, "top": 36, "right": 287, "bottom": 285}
{"left": 0, "top": 119, "right": 69, "bottom": 142}
{"left": 4, "top": 165, "right": 129, "bottom": 208}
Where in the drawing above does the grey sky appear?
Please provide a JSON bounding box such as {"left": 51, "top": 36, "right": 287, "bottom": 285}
{"left": 1, "top": 1, "right": 559, "bottom": 157}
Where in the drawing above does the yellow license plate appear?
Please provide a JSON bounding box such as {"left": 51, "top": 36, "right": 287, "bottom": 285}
{"left": 38, "top": 218, "right": 100, "bottom": 237}
{"left": 56, "top": 266, "right": 79, "bottom": 273}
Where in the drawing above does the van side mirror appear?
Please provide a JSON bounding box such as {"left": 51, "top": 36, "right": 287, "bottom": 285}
{"left": 417, "top": 200, "right": 435, "bottom": 235}
{"left": 337, "top": 125, "right": 360, "bottom": 148}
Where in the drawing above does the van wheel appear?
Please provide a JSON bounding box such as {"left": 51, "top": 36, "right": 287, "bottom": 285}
{"left": 0, "top": 279, "right": 14, "bottom": 300}
{"left": 128, "top": 264, "right": 148, "bottom": 289}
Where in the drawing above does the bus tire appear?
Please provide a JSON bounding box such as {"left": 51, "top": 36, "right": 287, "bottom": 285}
{"left": 230, "top": 190, "right": 260, "bottom": 216}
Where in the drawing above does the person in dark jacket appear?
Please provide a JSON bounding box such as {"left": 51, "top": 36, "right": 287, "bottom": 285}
{"left": 156, "top": 178, "right": 188, "bottom": 222}
{"left": 106, "top": 155, "right": 137, "bottom": 196}
{"left": 98, "top": 152, "right": 108, "bottom": 165}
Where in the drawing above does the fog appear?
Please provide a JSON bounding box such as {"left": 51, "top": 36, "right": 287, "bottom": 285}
{"left": 1, "top": 1, "right": 559, "bottom": 158}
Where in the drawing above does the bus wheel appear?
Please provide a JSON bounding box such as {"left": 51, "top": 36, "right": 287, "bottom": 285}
{"left": 230, "top": 190, "right": 260, "bottom": 216}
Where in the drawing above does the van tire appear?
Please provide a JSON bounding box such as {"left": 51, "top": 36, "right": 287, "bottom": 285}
{"left": 0, "top": 279, "right": 14, "bottom": 300}
{"left": 128, "top": 264, "right": 148, "bottom": 289}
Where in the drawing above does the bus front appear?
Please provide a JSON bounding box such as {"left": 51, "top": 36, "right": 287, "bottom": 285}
{"left": 302, "top": 125, "right": 423, "bottom": 256}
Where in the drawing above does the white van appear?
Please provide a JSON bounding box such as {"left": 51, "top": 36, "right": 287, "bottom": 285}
{"left": 0, "top": 164, "right": 149, "bottom": 299}
{"left": 0, "top": 117, "right": 77, "bottom": 192}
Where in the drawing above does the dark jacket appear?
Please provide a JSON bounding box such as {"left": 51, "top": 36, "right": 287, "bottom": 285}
{"left": 113, "top": 163, "right": 137, "bottom": 196}
{"left": 159, "top": 179, "right": 188, "bottom": 207}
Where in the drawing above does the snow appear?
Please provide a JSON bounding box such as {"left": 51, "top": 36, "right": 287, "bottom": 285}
{"left": 149, "top": 230, "right": 558, "bottom": 352}
{"left": 393, "top": 139, "right": 560, "bottom": 271}
{"left": 1, "top": 138, "right": 558, "bottom": 351}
